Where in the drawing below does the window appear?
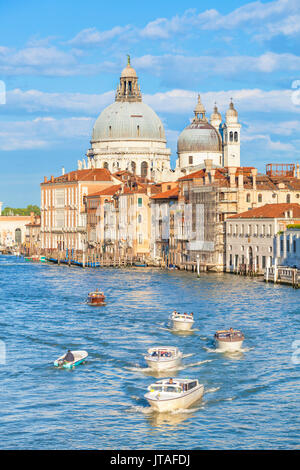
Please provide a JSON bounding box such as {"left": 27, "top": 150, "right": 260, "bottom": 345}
{"left": 138, "top": 197, "right": 142, "bottom": 207}
{"left": 137, "top": 125, "right": 140, "bottom": 137}
{"left": 286, "top": 194, "right": 291, "bottom": 203}
{"left": 138, "top": 214, "right": 142, "bottom": 223}
{"left": 189, "top": 156, "right": 193, "bottom": 165}
{"left": 103, "top": 162, "right": 109, "bottom": 169}
{"left": 230, "top": 131, "right": 233, "bottom": 142}
{"left": 229, "top": 254, "right": 233, "bottom": 266}
{"left": 246, "top": 193, "right": 251, "bottom": 203}
{"left": 109, "top": 126, "right": 112, "bottom": 137}
{"left": 293, "top": 239, "right": 297, "bottom": 252}
{"left": 141, "top": 161, "right": 148, "bottom": 177}
{"left": 131, "top": 161, "right": 136, "bottom": 174}
{"left": 262, "top": 256, "right": 266, "bottom": 269}
{"left": 138, "top": 234, "right": 143, "bottom": 244}
{"left": 287, "top": 239, "right": 290, "bottom": 252}
{"left": 234, "top": 131, "right": 238, "bottom": 142}
{"left": 258, "top": 194, "right": 262, "bottom": 203}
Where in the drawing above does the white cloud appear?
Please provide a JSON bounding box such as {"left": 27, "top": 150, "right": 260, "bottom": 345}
{"left": 0, "top": 116, "right": 94, "bottom": 151}
{"left": 67, "top": 26, "right": 132, "bottom": 47}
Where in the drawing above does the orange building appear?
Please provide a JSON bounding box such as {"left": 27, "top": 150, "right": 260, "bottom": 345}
{"left": 40, "top": 168, "right": 120, "bottom": 254}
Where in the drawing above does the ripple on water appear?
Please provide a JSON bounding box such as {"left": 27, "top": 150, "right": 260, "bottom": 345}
{"left": 0, "top": 256, "right": 299, "bottom": 449}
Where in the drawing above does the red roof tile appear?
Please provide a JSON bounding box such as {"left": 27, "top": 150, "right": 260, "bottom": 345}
{"left": 151, "top": 187, "right": 179, "bottom": 200}
{"left": 229, "top": 203, "right": 300, "bottom": 219}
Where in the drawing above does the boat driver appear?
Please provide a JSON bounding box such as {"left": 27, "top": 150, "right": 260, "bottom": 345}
{"left": 64, "top": 350, "right": 75, "bottom": 363}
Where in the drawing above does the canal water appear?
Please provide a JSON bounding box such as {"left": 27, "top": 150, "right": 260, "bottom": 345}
{"left": 0, "top": 256, "right": 299, "bottom": 449}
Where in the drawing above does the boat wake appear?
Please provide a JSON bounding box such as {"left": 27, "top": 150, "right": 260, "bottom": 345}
{"left": 176, "top": 359, "right": 213, "bottom": 370}
{"left": 204, "top": 386, "right": 220, "bottom": 394}
{"left": 203, "top": 346, "right": 251, "bottom": 354}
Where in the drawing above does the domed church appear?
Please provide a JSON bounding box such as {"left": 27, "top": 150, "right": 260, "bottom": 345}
{"left": 85, "top": 56, "right": 172, "bottom": 182}
{"left": 175, "top": 95, "right": 241, "bottom": 174}
{"left": 82, "top": 57, "right": 242, "bottom": 181}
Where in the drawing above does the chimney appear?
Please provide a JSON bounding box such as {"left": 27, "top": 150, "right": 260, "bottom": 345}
{"left": 210, "top": 169, "right": 216, "bottom": 183}
{"left": 251, "top": 168, "right": 257, "bottom": 190}
{"left": 43, "top": 176, "right": 47, "bottom": 183}
{"left": 67, "top": 173, "right": 71, "bottom": 181}
{"left": 0, "top": 202, "right": 3, "bottom": 215}
{"left": 62, "top": 167, "right": 65, "bottom": 175}
{"left": 296, "top": 162, "right": 300, "bottom": 179}
{"left": 228, "top": 167, "right": 236, "bottom": 188}
{"left": 50, "top": 175, "right": 54, "bottom": 183}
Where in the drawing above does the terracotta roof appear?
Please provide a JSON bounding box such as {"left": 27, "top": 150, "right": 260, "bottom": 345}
{"left": 151, "top": 187, "right": 179, "bottom": 200}
{"left": 87, "top": 185, "right": 122, "bottom": 197}
{"left": 44, "top": 169, "right": 113, "bottom": 184}
{"left": 229, "top": 203, "right": 300, "bottom": 219}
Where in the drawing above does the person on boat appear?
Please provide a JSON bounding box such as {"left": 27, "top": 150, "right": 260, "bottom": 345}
{"left": 64, "top": 350, "right": 74, "bottom": 363}
{"left": 168, "top": 378, "right": 174, "bottom": 384}
{"left": 229, "top": 327, "right": 234, "bottom": 336}
{"left": 190, "top": 312, "right": 194, "bottom": 317}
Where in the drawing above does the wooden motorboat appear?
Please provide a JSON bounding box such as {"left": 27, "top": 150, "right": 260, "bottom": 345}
{"left": 54, "top": 350, "right": 88, "bottom": 369}
{"left": 144, "top": 346, "right": 183, "bottom": 371}
{"left": 87, "top": 290, "right": 106, "bottom": 306}
{"left": 214, "top": 329, "right": 244, "bottom": 352}
{"left": 145, "top": 378, "right": 204, "bottom": 412}
{"left": 170, "top": 311, "right": 194, "bottom": 331}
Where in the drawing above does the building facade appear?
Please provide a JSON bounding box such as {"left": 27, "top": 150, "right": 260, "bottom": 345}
{"left": 226, "top": 203, "right": 300, "bottom": 274}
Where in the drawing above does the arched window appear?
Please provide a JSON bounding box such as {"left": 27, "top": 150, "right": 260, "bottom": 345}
{"left": 230, "top": 131, "right": 233, "bottom": 142}
{"left": 286, "top": 194, "right": 291, "bottom": 203}
{"left": 141, "top": 161, "right": 148, "bottom": 178}
{"left": 109, "top": 126, "right": 112, "bottom": 137}
{"left": 189, "top": 156, "right": 193, "bottom": 165}
{"left": 246, "top": 193, "right": 251, "bottom": 203}
{"left": 234, "top": 131, "right": 238, "bottom": 142}
{"left": 137, "top": 125, "right": 140, "bottom": 137}
{"left": 138, "top": 214, "right": 142, "bottom": 223}
{"left": 103, "top": 162, "right": 109, "bottom": 169}
{"left": 258, "top": 194, "right": 262, "bottom": 203}
{"left": 131, "top": 161, "right": 136, "bottom": 174}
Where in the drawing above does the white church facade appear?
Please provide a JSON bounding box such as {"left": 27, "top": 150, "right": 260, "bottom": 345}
{"left": 80, "top": 57, "right": 241, "bottom": 181}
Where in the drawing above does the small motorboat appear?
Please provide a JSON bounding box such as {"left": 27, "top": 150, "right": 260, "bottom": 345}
{"left": 144, "top": 346, "right": 183, "bottom": 371}
{"left": 145, "top": 378, "right": 204, "bottom": 412}
{"left": 87, "top": 289, "right": 106, "bottom": 306}
{"left": 214, "top": 329, "right": 244, "bottom": 352}
{"left": 170, "top": 311, "right": 194, "bottom": 331}
{"left": 54, "top": 350, "right": 88, "bottom": 369}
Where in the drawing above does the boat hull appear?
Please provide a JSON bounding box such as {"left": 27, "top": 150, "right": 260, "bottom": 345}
{"left": 216, "top": 339, "right": 244, "bottom": 352}
{"left": 146, "top": 385, "right": 204, "bottom": 412}
{"left": 171, "top": 319, "right": 194, "bottom": 331}
{"left": 54, "top": 350, "right": 88, "bottom": 369}
{"left": 145, "top": 356, "right": 182, "bottom": 371}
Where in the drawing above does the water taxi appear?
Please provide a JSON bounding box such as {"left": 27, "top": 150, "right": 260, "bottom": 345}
{"left": 145, "top": 378, "right": 204, "bottom": 412}
{"left": 170, "top": 311, "right": 194, "bottom": 331}
{"left": 144, "top": 346, "right": 183, "bottom": 371}
{"left": 54, "top": 350, "right": 88, "bottom": 369}
{"left": 87, "top": 289, "right": 106, "bottom": 306}
{"left": 214, "top": 329, "right": 244, "bottom": 352}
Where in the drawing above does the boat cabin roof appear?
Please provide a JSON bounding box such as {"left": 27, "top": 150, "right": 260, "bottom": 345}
{"left": 156, "top": 378, "right": 198, "bottom": 385}
{"left": 148, "top": 346, "right": 178, "bottom": 353}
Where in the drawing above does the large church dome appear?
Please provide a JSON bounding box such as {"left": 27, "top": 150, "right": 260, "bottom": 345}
{"left": 92, "top": 101, "right": 166, "bottom": 142}
{"left": 177, "top": 95, "right": 222, "bottom": 153}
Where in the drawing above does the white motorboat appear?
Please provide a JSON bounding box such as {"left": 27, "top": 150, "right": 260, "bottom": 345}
{"left": 145, "top": 378, "right": 204, "bottom": 412}
{"left": 170, "top": 311, "right": 194, "bottom": 331}
{"left": 54, "top": 350, "right": 88, "bottom": 369}
{"left": 214, "top": 329, "right": 244, "bottom": 352}
{"left": 144, "top": 346, "right": 183, "bottom": 371}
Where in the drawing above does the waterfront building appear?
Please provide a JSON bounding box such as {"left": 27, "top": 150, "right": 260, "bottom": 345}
{"left": 0, "top": 213, "right": 35, "bottom": 248}
{"left": 150, "top": 185, "right": 179, "bottom": 265}
{"left": 25, "top": 215, "right": 41, "bottom": 255}
{"left": 85, "top": 57, "right": 173, "bottom": 182}
{"left": 226, "top": 203, "right": 300, "bottom": 274}
{"left": 274, "top": 226, "right": 300, "bottom": 269}
{"left": 40, "top": 168, "right": 120, "bottom": 254}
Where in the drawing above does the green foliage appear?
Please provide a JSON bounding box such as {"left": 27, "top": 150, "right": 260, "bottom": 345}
{"left": 2, "top": 205, "right": 40, "bottom": 216}
{"left": 287, "top": 224, "right": 300, "bottom": 229}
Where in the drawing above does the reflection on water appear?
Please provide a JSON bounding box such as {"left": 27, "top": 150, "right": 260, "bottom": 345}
{"left": 0, "top": 256, "right": 299, "bottom": 449}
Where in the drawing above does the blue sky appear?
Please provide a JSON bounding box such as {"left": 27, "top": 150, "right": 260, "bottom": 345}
{"left": 1, "top": 0, "right": 300, "bottom": 206}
